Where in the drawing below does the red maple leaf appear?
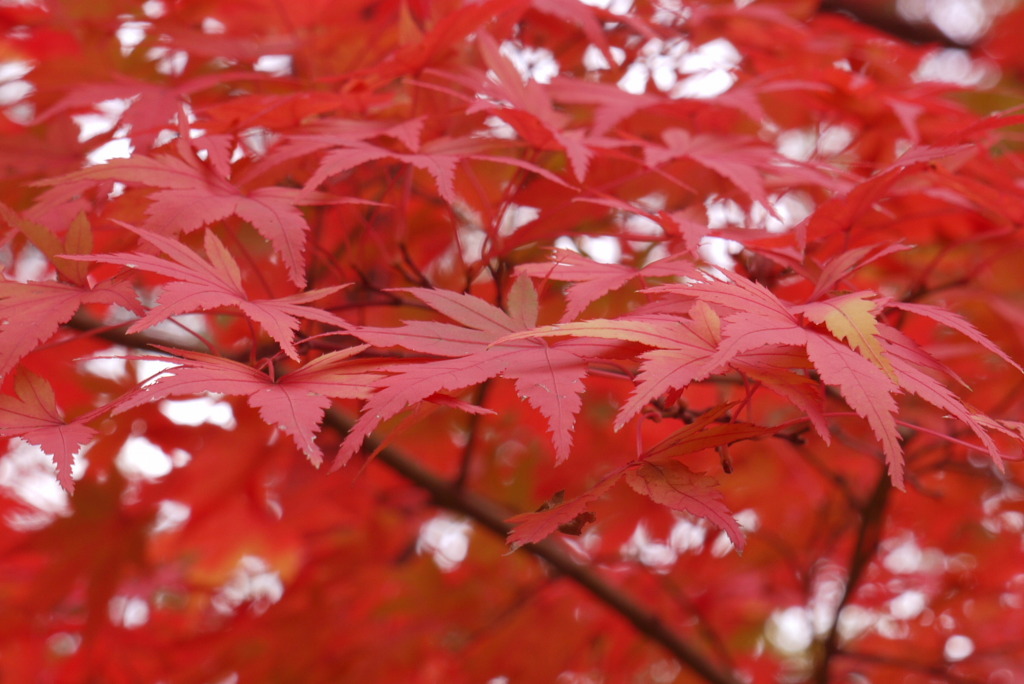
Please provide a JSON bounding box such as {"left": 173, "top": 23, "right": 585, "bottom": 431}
{"left": 0, "top": 277, "right": 139, "bottom": 380}
{"left": 69, "top": 224, "right": 352, "bottom": 361}
{"left": 33, "top": 152, "right": 322, "bottom": 286}
{"left": 625, "top": 460, "right": 745, "bottom": 552}
{"left": 339, "top": 277, "right": 595, "bottom": 465}
{"left": 0, "top": 370, "right": 98, "bottom": 492}
{"left": 113, "top": 345, "right": 379, "bottom": 467}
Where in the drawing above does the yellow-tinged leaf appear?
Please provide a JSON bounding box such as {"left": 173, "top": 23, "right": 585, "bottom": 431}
{"left": 799, "top": 293, "right": 897, "bottom": 382}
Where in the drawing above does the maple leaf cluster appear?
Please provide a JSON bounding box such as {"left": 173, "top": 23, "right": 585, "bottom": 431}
{"left": 2, "top": 0, "right": 1024, "bottom": 681}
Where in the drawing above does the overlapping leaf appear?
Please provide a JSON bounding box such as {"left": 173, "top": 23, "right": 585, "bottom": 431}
{"left": 68, "top": 225, "right": 352, "bottom": 360}
{"left": 517, "top": 249, "right": 700, "bottom": 322}
{"left": 340, "top": 277, "right": 594, "bottom": 465}
{"left": 114, "top": 346, "right": 379, "bottom": 466}
{"left": 33, "top": 153, "right": 318, "bottom": 286}
{"left": 625, "top": 461, "right": 745, "bottom": 551}
{"left": 0, "top": 277, "right": 139, "bottom": 380}
{"left": 0, "top": 370, "right": 97, "bottom": 492}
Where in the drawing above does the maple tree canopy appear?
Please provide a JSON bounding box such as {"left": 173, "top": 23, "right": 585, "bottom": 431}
{"left": 3, "top": 0, "right": 1024, "bottom": 681}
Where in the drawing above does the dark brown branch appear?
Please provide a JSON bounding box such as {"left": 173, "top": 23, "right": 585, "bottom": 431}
{"left": 325, "top": 408, "right": 741, "bottom": 684}
{"left": 66, "top": 315, "right": 741, "bottom": 684}
{"left": 813, "top": 462, "right": 891, "bottom": 683}
{"left": 818, "top": 0, "right": 970, "bottom": 48}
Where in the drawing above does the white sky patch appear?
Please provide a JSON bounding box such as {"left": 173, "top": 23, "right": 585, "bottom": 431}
{"left": 499, "top": 42, "right": 559, "bottom": 84}
{"left": 752, "top": 192, "right": 814, "bottom": 233}
{"left": 583, "top": 44, "right": 625, "bottom": 70}
{"left": 580, "top": 0, "right": 634, "bottom": 11}
{"left": 212, "top": 555, "right": 284, "bottom": 615}
{"left": 0, "top": 439, "right": 85, "bottom": 530}
{"left": 152, "top": 499, "right": 191, "bottom": 534}
{"left": 87, "top": 138, "right": 134, "bottom": 165}
{"left": 159, "top": 397, "right": 236, "bottom": 429}
{"left": 457, "top": 225, "right": 486, "bottom": 264}
{"left": 778, "top": 124, "right": 855, "bottom": 162}
{"left": 483, "top": 115, "right": 517, "bottom": 139}
{"left": 74, "top": 97, "right": 134, "bottom": 141}
{"left": 808, "top": 566, "right": 847, "bottom": 634}
{"left": 498, "top": 204, "right": 540, "bottom": 237}
{"left": 254, "top": 54, "right": 293, "bottom": 77}
{"left": 116, "top": 21, "right": 149, "bottom": 56}
{"left": 417, "top": 514, "right": 472, "bottom": 571}
{"left": 621, "top": 522, "right": 677, "bottom": 569}
{"left": 883, "top": 536, "right": 924, "bottom": 574}
{"left": 709, "top": 530, "right": 735, "bottom": 557}
{"left": 47, "top": 632, "right": 81, "bottom": 657}
{"left": 115, "top": 435, "right": 176, "bottom": 480}
{"left": 148, "top": 46, "right": 188, "bottom": 77}
{"left": 0, "top": 60, "right": 33, "bottom": 82}
{"left": 672, "top": 38, "right": 741, "bottom": 99}
{"left": 554, "top": 234, "right": 622, "bottom": 264}
{"left": 669, "top": 517, "right": 706, "bottom": 553}
{"left": 134, "top": 355, "right": 181, "bottom": 385}
{"left": 617, "top": 62, "right": 649, "bottom": 94}
{"left": 766, "top": 606, "right": 814, "bottom": 653}
{"left": 202, "top": 17, "right": 227, "bottom": 34}
{"left": 898, "top": 0, "right": 996, "bottom": 44}
{"left": 8, "top": 243, "right": 51, "bottom": 282}
{"left": 889, "top": 590, "right": 927, "bottom": 620}
{"left": 142, "top": 0, "right": 166, "bottom": 18}
{"left": 734, "top": 508, "right": 760, "bottom": 532}
{"left": 78, "top": 350, "right": 129, "bottom": 381}
{"left": 700, "top": 237, "right": 741, "bottom": 271}
{"left": 913, "top": 49, "right": 994, "bottom": 86}
{"left": 944, "top": 634, "right": 974, "bottom": 661}
{"left": 0, "top": 76, "right": 33, "bottom": 106}
{"left": 838, "top": 604, "right": 879, "bottom": 642}
{"left": 108, "top": 595, "right": 150, "bottom": 629}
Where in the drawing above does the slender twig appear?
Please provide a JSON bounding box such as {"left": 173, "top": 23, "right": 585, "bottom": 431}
{"left": 454, "top": 380, "right": 490, "bottom": 491}
{"left": 813, "top": 464, "right": 891, "bottom": 684}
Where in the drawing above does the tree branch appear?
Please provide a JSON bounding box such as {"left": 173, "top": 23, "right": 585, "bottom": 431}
{"left": 67, "top": 314, "right": 742, "bottom": 684}
{"left": 818, "top": 0, "right": 969, "bottom": 48}
{"left": 813, "top": 462, "right": 891, "bottom": 683}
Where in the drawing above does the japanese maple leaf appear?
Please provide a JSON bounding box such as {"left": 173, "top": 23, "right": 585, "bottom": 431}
{"left": 0, "top": 370, "right": 97, "bottom": 492}
{"left": 506, "top": 474, "right": 621, "bottom": 549}
{"left": 887, "top": 300, "right": 1023, "bottom": 373}
{"left": 507, "top": 405, "right": 760, "bottom": 551}
{"left": 644, "top": 128, "right": 775, "bottom": 210}
{"left": 469, "top": 31, "right": 593, "bottom": 180}
{"left": 0, "top": 202, "right": 92, "bottom": 285}
{"left": 70, "top": 225, "right": 352, "bottom": 360}
{"left": 113, "top": 346, "right": 379, "bottom": 467}
{"left": 303, "top": 139, "right": 460, "bottom": 204}
{"left": 34, "top": 72, "right": 266, "bottom": 152}
{"left": 33, "top": 153, "right": 318, "bottom": 286}
{"left": 493, "top": 303, "right": 727, "bottom": 430}
{"left": 805, "top": 331, "right": 905, "bottom": 486}
{"left": 517, "top": 249, "right": 700, "bottom": 322}
{"left": 339, "top": 277, "right": 593, "bottom": 465}
{"left": 652, "top": 277, "right": 907, "bottom": 483}
{"left": 807, "top": 243, "right": 913, "bottom": 302}
{"left": 879, "top": 325, "right": 1005, "bottom": 466}
{"left": 794, "top": 292, "right": 897, "bottom": 381}
{"left": 625, "top": 460, "right": 745, "bottom": 551}
{"left": 0, "top": 276, "right": 139, "bottom": 380}
{"left": 641, "top": 403, "right": 775, "bottom": 462}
